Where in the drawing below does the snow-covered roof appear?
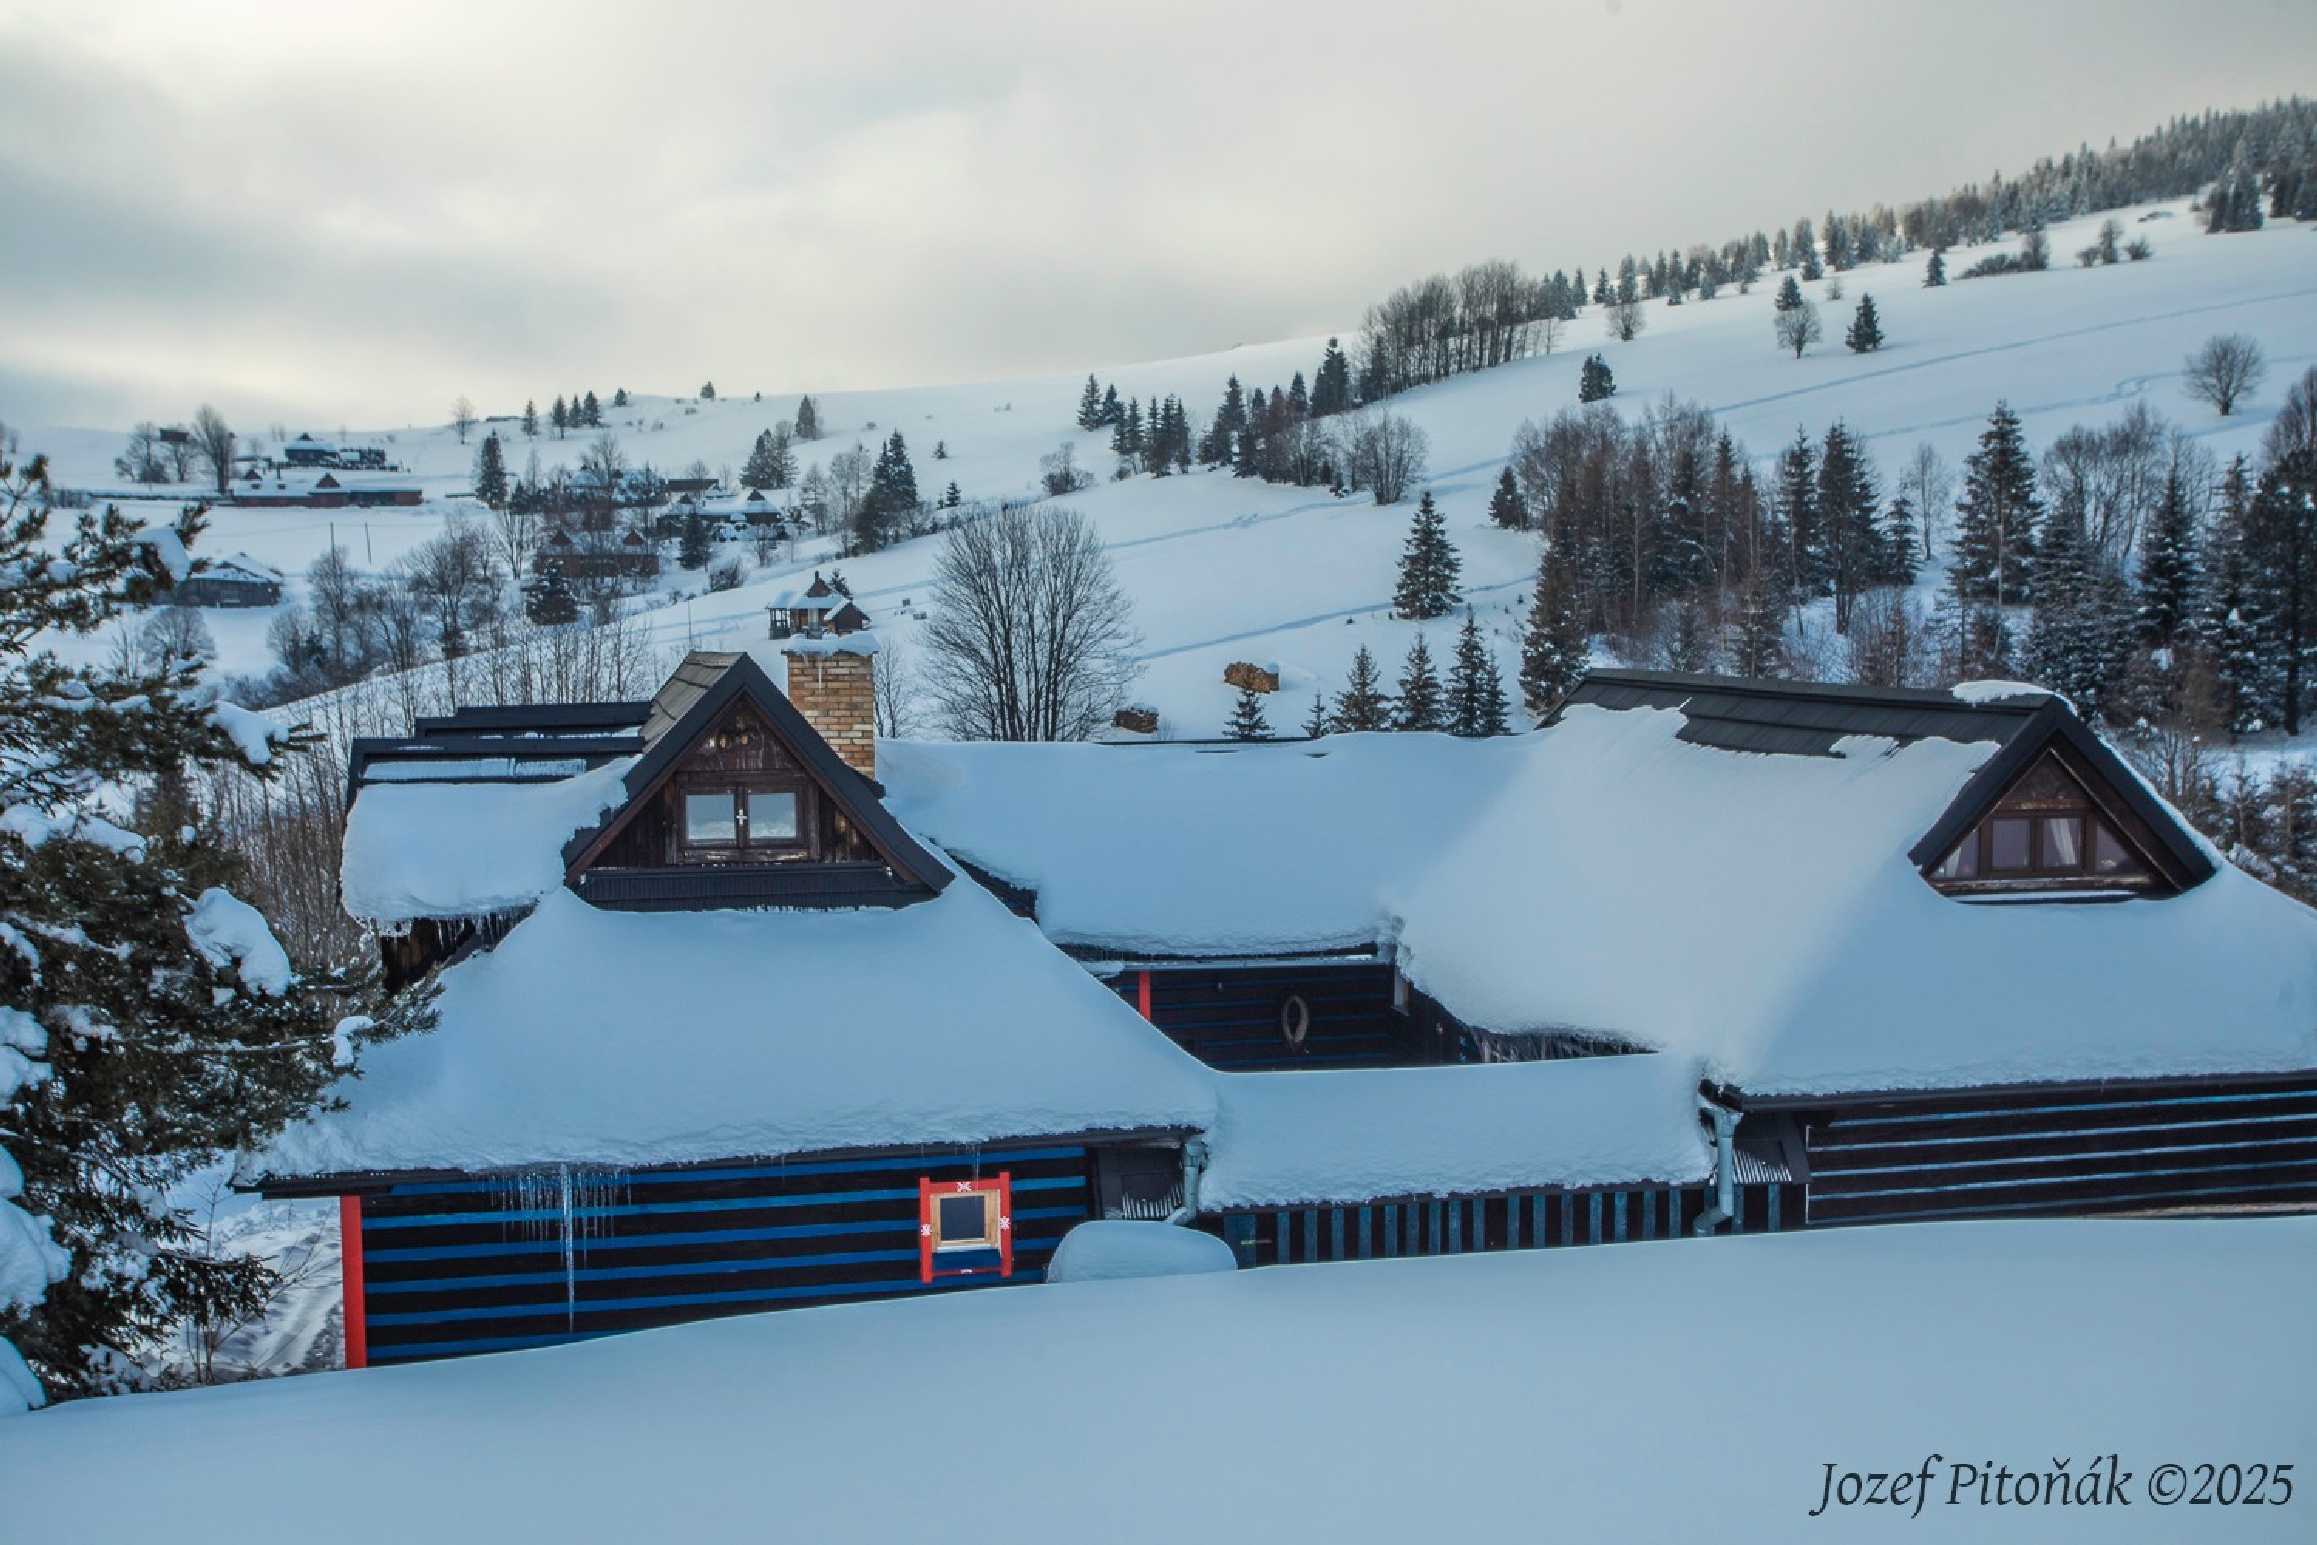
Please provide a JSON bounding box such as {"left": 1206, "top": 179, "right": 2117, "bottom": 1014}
{"left": 1200, "top": 1054, "right": 1712, "bottom": 1209}
{"left": 879, "top": 734, "right": 1520, "bottom": 957}
{"left": 1390, "top": 704, "right": 2317, "bottom": 1098}
{"left": 205, "top": 551, "right": 284, "bottom": 582}
{"left": 340, "top": 757, "right": 636, "bottom": 924}
{"left": 250, "top": 881, "right": 1215, "bottom": 1181}
{"left": 881, "top": 694, "right": 2317, "bottom": 1098}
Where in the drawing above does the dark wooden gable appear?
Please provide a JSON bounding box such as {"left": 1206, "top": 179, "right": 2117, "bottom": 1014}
{"left": 1908, "top": 702, "right": 2214, "bottom": 897}
{"left": 562, "top": 652, "right": 950, "bottom": 908}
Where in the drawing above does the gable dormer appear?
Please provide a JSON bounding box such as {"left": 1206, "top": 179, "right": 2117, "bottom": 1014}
{"left": 562, "top": 650, "right": 949, "bottom": 911}
{"left": 1909, "top": 703, "right": 2214, "bottom": 900}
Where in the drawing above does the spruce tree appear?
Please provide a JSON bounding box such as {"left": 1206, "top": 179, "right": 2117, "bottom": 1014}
{"left": 1447, "top": 610, "right": 1511, "bottom": 735}
{"left": 678, "top": 512, "right": 713, "bottom": 569}
{"left": 0, "top": 454, "right": 345, "bottom": 1399}
{"left": 612, "top": 387, "right": 628, "bottom": 408}
{"left": 582, "top": 390, "right": 601, "bottom": 427}
{"left": 858, "top": 431, "right": 919, "bottom": 552}
{"left": 1395, "top": 635, "right": 1444, "bottom": 731}
{"left": 473, "top": 432, "right": 508, "bottom": 510}
{"left": 1519, "top": 550, "right": 1590, "bottom": 713}
{"left": 1924, "top": 249, "right": 1947, "bottom": 287}
{"left": 1099, "top": 383, "right": 1122, "bottom": 426}
{"left": 1775, "top": 274, "right": 1805, "bottom": 313}
{"left": 1301, "top": 692, "right": 1330, "bottom": 739}
{"left": 521, "top": 399, "right": 540, "bottom": 438}
{"left": 1331, "top": 646, "right": 1392, "bottom": 732}
{"left": 942, "top": 480, "right": 962, "bottom": 508}
{"left": 1487, "top": 466, "right": 1528, "bottom": 529}
{"left": 2136, "top": 464, "right": 2202, "bottom": 646}
{"left": 1225, "top": 685, "right": 1272, "bottom": 741}
{"left": 1778, "top": 428, "right": 1823, "bottom": 597}
{"left": 1818, "top": 421, "right": 1881, "bottom": 630}
{"left": 1578, "top": 353, "right": 1616, "bottom": 403}
{"left": 1731, "top": 575, "right": 1787, "bottom": 678}
{"left": 1076, "top": 374, "right": 1104, "bottom": 431}
{"left": 742, "top": 430, "right": 782, "bottom": 491}
{"left": 1844, "top": 293, "right": 1884, "bottom": 353}
{"left": 551, "top": 395, "right": 568, "bottom": 437}
{"left": 1952, "top": 402, "right": 2041, "bottom": 606}
{"left": 1393, "top": 492, "right": 1462, "bottom": 619}
{"left": 2245, "top": 446, "right": 2317, "bottom": 734}
{"left": 794, "top": 395, "right": 820, "bottom": 441}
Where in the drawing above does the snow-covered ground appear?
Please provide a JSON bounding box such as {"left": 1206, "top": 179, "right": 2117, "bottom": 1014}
{"left": 4, "top": 1217, "right": 2310, "bottom": 1543}
{"left": 22, "top": 200, "right": 2317, "bottom": 743}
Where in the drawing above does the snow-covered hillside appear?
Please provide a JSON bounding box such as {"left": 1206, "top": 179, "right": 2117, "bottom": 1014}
{"left": 24, "top": 200, "right": 2317, "bottom": 739}
{"left": 4, "top": 1217, "right": 2311, "bottom": 1544}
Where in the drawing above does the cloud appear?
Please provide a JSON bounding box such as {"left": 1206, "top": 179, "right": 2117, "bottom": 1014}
{"left": 0, "top": 0, "right": 2309, "bottom": 432}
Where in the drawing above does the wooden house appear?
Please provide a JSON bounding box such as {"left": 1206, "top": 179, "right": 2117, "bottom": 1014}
{"left": 532, "top": 527, "right": 662, "bottom": 581}
{"left": 254, "top": 646, "right": 1212, "bottom": 1366}
{"left": 764, "top": 571, "right": 869, "bottom": 639}
{"left": 280, "top": 432, "right": 337, "bottom": 467}
{"left": 173, "top": 551, "right": 284, "bottom": 608}
{"left": 879, "top": 670, "right": 2317, "bottom": 1260}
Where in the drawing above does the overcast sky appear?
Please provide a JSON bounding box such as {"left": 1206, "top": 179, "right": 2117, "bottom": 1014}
{"left": 2, "top": 0, "right": 2311, "bottom": 433}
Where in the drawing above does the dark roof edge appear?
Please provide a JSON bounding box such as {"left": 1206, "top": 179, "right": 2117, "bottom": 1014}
{"left": 1575, "top": 668, "right": 2053, "bottom": 717}
{"left": 1714, "top": 1064, "right": 2317, "bottom": 1112}
{"left": 245, "top": 1124, "right": 1201, "bottom": 1196}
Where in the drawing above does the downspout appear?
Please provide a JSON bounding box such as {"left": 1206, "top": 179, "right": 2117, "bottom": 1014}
{"left": 1166, "top": 1137, "right": 1209, "bottom": 1226}
{"left": 1691, "top": 1101, "right": 1739, "bottom": 1236}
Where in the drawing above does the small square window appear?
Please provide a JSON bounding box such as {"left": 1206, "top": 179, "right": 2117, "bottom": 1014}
{"left": 935, "top": 1193, "right": 994, "bottom": 1250}
{"left": 1989, "top": 817, "right": 2033, "bottom": 871}
{"left": 2041, "top": 815, "right": 2083, "bottom": 870}
{"left": 745, "top": 790, "right": 799, "bottom": 842}
{"left": 684, "top": 791, "right": 736, "bottom": 844}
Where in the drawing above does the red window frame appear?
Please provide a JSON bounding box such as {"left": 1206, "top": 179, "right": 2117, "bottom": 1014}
{"left": 917, "top": 1173, "right": 1013, "bottom": 1284}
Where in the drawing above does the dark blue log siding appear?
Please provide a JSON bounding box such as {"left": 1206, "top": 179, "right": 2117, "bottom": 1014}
{"left": 1802, "top": 1074, "right": 2317, "bottom": 1226}
{"left": 1108, "top": 963, "right": 1418, "bottom": 1070}
{"left": 355, "top": 1145, "right": 1093, "bottom": 1363}
{"left": 1211, "top": 1181, "right": 1800, "bottom": 1267}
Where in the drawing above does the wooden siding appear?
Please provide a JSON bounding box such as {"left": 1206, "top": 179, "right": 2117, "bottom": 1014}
{"left": 352, "top": 1144, "right": 1097, "bottom": 1364}
{"left": 1109, "top": 962, "right": 1420, "bottom": 1070}
{"left": 1210, "top": 1180, "right": 1800, "bottom": 1266}
{"left": 1801, "top": 1073, "right": 2317, "bottom": 1226}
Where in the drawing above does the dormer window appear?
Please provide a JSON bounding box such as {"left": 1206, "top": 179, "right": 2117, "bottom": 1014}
{"left": 1927, "top": 750, "right": 2156, "bottom": 894}
{"left": 682, "top": 784, "right": 806, "bottom": 854}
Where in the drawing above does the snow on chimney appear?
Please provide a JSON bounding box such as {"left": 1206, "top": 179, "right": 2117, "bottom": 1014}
{"left": 782, "top": 633, "right": 878, "bottom": 778}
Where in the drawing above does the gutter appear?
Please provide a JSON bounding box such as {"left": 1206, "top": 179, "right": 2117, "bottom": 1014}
{"left": 1691, "top": 1100, "right": 1739, "bottom": 1235}
{"left": 1166, "top": 1137, "right": 1210, "bottom": 1225}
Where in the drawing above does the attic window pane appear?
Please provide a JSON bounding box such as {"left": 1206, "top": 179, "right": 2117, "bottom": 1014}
{"left": 1936, "top": 839, "right": 1978, "bottom": 880}
{"left": 2093, "top": 822, "right": 2140, "bottom": 875}
{"left": 2042, "top": 816, "right": 2083, "bottom": 869}
{"left": 1989, "top": 817, "right": 2032, "bottom": 871}
{"left": 684, "top": 792, "right": 736, "bottom": 843}
{"left": 746, "top": 790, "right": 799, "bottom": 842}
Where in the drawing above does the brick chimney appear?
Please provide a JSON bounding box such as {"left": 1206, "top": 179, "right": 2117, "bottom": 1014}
{"left": 782, "top": 635, "right": 877, "bottom": 777}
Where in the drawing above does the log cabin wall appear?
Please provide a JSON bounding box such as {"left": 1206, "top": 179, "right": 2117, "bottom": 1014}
{"left": 1797, "top": 1072, "right": 2317, "bottom": 1226}
{"left": 347, "top": 1142, "right": 1108, "bottom": 1364}
{"left": 1208, "top": 1179, "right": 1802, "bottom": 1266}
{"left": 1108, "top": 961, "right": 1423, "bottom": 1070}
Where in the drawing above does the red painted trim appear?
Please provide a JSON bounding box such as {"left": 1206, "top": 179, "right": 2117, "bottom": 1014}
{"left": 917, "top": 1176, "right": 935, "bottom": 1284}
{"left": 1137, "top": 968, "right": 1152, "bottom": 1020}
{"left": 997, "top": 1171, "right": 1014, "bottom": 1279}
{"left": 339, "top": 1193, "right": 368, "bottom": 1370}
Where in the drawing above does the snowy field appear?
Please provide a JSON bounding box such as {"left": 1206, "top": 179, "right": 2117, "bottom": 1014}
{"left": 21, "top": 200, "right": 2317, "bottom": 748}
{"left": 3, "top": 1217, "right": 2310, "bottom": 1543}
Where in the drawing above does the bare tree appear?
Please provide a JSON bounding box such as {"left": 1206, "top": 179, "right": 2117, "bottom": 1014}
{"left": 2260, "top": 365, "right": 2317, "bottom": 465}
{"left": 192, "top": 404, "right": 235, "bottom": 495}
{"left": 1040, "top": 441, "right": 1093, "bottom": 496}
{"left": 490, "top": 499, "right": 541, "bottom": 584}
{"left": 1604, "top": 296, "right": 1646, "bottom": 342}
{"left": 922, "top": 505, "right": 1140, "bottom": 741}
{"left": 1343, "top": 410, "right": 1429, "bottom": 505}
{"left": 1901, "top": 442, "right": 1952, "bottom": 560}
{"left": 2182, "top": 333, "right": 2266, "bottom": 417}
{"left": 451, "top": 395, "right": 478, "bottom": 444}
{"left": 403, "top": 518, "right": 504, "bottom": 705}
{"left": 872, "top": 634, "right": 916, "bottom": 738}
{"left": 114, "top": 422, "right": 170, "bottom": 484}
{"left": 1538, "top": 312, "right": 1566, "bottom": 357}
{"left": 1774, "top": 300, "right": 1823, "bottom": 359}
{"left": 162, "top": 425, "right": 199, "bottom": 481}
